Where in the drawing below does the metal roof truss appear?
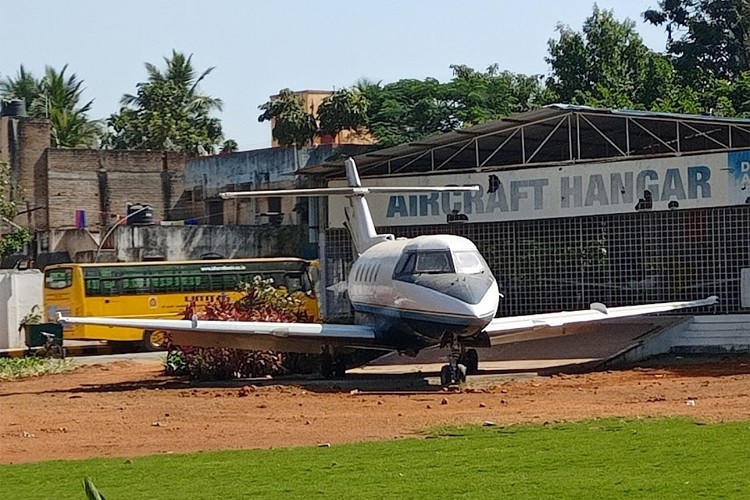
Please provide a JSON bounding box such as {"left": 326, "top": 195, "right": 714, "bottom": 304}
{"left": 355, "top": 109, "right": 750, "bottom": 177}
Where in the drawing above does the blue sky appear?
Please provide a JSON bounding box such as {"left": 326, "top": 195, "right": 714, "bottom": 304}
{"left": 1, "top": 1, "right": 668, "bottom": 150}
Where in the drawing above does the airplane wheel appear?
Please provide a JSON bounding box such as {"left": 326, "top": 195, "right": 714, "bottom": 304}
{"left": 463, "top": 349, "right": 479, "bottom": 375}
{"left": 457, "top": 363, "right": 467, "bottom": 383}
{"left": 440, "top": 365, "right": 452, "bottom": 386}
{"left": 331, "top": 355, "right": 347, "bottom": 378}
{"left": 320, "top": 352, "right": 334, "bottom": 379}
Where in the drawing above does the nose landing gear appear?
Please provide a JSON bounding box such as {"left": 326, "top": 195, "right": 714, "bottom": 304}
{"left": 440, "top": 336, "right": 471, "bottom": 386}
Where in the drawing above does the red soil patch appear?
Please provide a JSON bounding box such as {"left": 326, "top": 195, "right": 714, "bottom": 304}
{"left": 2, "top": 358, "right": 749, "bottom": 463}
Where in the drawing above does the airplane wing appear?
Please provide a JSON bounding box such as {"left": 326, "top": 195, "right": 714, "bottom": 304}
{"left": 484, "top": 296, "right": 718, "bottom": 345}
{"left": 56, "top": 314, "right": 377, "bottom": 354}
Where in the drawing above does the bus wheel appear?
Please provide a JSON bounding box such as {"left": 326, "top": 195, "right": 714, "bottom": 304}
{"left": 142, "top": 330, "right": 167, "bottom": 351}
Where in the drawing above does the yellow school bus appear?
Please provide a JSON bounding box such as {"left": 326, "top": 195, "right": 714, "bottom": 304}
{"left": 43, "top": 258, "right": 319, "bottom": 350}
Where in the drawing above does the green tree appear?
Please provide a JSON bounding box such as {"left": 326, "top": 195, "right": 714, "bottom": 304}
{"left": 317, "top": 87, "right": 369, "bottom": 137}
{"left": 358, "top": 77, "right": 457, "bottom": 147}
{"left": 0, "top": 161, "right": 31, "bottom": 259}
{"left": 644, "top": 0, "right": 750, "bottom": 80}
{"left": 447, "top": 64, "right": 548, "bottom": 125}
{"left": 545, "top": 6, "right": 707, "bottom": 114}
{"left": 0, "top": 65, "right": 40, "bottom": 107}
{"left": 105, "top": 50, "right": 226, "bottom": 154}
{"left": 221, "top": 139, "right": 239, "bottom": 153}
{"left": 546, "top": 6, "right": 654, "bottom": 108}
{"left": 1, "top": 65, "right": 100, "bottom": 148}
{"left": 258, "top": 89, "right": 317, "bottom": 147}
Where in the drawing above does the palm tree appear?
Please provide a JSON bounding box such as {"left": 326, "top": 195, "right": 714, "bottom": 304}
{"left": 36, "top": 66, "right": 100, "bottom": 147}
{"left": 1, "top": 64, "right": 100, "bottom": 148}
{"left": 48, "top": 107, "right": 101, "bottom": 148}
{"left": 0, "top": 65, "right": 41, "bottom": 108}
{"left": 107, "top": 50, "right": 226, "bottom": 153}
{"left": 122, "top": 50, "right": 223, "bottom": 113}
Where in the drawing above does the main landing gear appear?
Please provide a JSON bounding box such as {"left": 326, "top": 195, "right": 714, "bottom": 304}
{"left": 320, "top": 348, "right": 347, "bottom": 379}
{"left": 439, "top": 336, "right": 480, "bottom": 386}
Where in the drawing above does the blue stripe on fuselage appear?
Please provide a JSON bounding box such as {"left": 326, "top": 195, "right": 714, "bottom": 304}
{"left": 351, "top": 301, "right": 492, "bottom": 327}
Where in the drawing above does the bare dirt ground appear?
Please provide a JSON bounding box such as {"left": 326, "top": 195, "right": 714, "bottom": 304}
{"left": 2, "top": 357, "right": 750, "bottom": 464}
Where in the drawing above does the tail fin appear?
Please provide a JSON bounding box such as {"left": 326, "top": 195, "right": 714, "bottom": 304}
{"left": 343, "top": 158, "right": 393, "bottom": 255}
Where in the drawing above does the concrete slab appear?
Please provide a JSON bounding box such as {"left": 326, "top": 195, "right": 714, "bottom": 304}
{"left": 349, "top": 358, "right": 599, "bottom": 375}
{"left": 358, "top": 317, "right": 688, "bottom": 374}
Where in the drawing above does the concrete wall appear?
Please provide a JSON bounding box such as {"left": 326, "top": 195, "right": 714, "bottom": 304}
{"left": 609, "top": 315, "right": 750, "bottom": 365}
{"left": 0, "top": 270, "right": 44, "bottom": 350}
{"left": 185, "top": 144, "right": 370, "bottom": 225}
{"left": 672, "top": 315, "right": 750, "bottom": 353}
{"left": 114, "top": 224, "right": 307, "bottom": 261}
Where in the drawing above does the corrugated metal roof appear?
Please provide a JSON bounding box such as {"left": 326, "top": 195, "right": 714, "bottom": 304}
{"left": 301, "top": 104, "right": 750, "bottom": 177}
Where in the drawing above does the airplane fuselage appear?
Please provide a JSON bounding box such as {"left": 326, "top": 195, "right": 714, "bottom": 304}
{"left": 346, "top": 234, "right": 499, "bottom": 349}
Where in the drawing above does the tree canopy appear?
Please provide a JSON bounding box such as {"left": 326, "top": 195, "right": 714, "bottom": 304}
{"left": 257, "top": 89, "right": 317, "bottom": 147}
{"left": 0, "top": 160, "right": 31, "bottom": 258}
{"left": 0, "top": 65, "right": 100, "bottom": 148}
{"left": 104, "top": 50, "right": 227, "bottom": 154}
{"left": 644, "top": 0, "right": 750, "bottom": 80}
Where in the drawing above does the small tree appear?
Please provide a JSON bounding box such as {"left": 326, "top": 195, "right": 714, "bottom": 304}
{"left": 0, "top": 161, "right": 31, "bottom": 258}
{"left": 317, "top": 87, "right": 369, "bottom": 137}
{"left": 257, "top": 89, "right": 317, "bottom": 147}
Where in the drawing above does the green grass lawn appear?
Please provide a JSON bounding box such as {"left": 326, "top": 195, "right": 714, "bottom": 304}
{"left": 2, "top": 418, "right": 749, "bottom": 499}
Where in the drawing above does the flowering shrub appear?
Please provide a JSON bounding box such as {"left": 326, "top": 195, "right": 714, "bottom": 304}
{"left": 165, "top": 277, "right": 315, "bottom": 380}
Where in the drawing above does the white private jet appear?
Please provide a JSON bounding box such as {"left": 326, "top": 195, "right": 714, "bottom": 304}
{"left": 58, "top": 159, "right": 718, "bottom": 386}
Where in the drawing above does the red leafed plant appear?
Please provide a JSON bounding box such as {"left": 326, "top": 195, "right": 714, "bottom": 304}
{"left": 165, "top": 277, "right": 315, "bottom": 380}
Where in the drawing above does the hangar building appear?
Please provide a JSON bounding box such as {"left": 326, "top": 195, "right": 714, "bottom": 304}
{"left": 307, "top": 105, "right": 750, "bottom": 348}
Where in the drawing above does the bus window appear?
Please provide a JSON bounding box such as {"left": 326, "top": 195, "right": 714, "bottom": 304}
{"left": 85, "top": 278, "right": 101, "bottom": 296}
{"left": 208, "top": 274, "right": 239, "bottom": 291}
{"left": 100, "top": 279, "right": 119, "bottom": 296}
{"left": 45, "top": 268, "right": 72, "bottom": 289}
{"left": 180, "top": 275, "right": 209, "bottom": 292}
{"left": 122, "top": 277, "right": 151, "bottom": 294}
{"left": 152, "top": 276, "right": 179, "bottom": 293}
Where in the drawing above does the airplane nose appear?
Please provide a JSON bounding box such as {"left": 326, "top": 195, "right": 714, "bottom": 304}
{"left": 408, "top": 274, "right": 495, "bottom": 304}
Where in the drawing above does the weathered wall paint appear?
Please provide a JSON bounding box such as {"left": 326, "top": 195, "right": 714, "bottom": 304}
{"left": 114, "top": 224, "right": 308, "bottom": 261}
{"left": 0, "top": 270, "right": 44, "bottom": 350}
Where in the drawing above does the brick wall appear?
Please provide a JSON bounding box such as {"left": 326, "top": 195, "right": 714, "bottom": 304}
{"left": 0, "top": 117, "right": 51, "bottom": 228}
{"left": 45, "top": 150, "right": 188, "bottom": 231}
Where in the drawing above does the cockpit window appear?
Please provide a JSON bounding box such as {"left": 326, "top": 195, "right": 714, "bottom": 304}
{"left": 454, "top": 251, "right": 486, "bottom": 274}
{"left": 394, "top": 250, "right": 454, "bottom": 277}
{"left": 416, "top": 252, "right": 453, "bottom": 273}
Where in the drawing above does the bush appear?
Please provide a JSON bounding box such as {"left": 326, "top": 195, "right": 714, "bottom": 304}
{"left": 0, "top": 357, "right": 76, "bottom": 380}
{"left": 165, "top": 277, "right": 315, "bottom": 380}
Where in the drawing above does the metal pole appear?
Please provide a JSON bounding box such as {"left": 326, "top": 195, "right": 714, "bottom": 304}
{"left": 94, "top": 205, "right": 150, "bottom": 263}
